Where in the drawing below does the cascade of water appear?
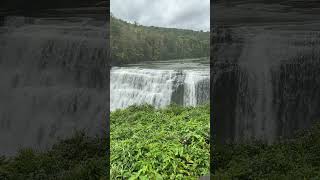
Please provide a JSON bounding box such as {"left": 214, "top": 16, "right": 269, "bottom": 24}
{"left": 230, "top": 28, "right": 320, "bottom": 142}
{"left": 110, "top": 67, "right": 209, "bottom": 111}
{"left": 235, "top": 33, "right": 277, "bottom": 142}
{"left": 110, "top": 68, "right": 176, "bottom": 111}
{"left": 0, "top": 16, "right": 108, "bottom": 155}
{"left": 183, "top": 70, "right": 210, "bottom": 106}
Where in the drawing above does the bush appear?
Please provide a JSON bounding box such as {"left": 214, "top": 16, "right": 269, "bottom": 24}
{"left": 213, "top": 123, "right": 320, "bottom": 179}
{"left": 0, "top": 131, "right": 108, "bottom": 179}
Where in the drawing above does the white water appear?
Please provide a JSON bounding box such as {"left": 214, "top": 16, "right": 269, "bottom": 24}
{"left": 236, "top": 32, "right": 277, "bottom": 142}
{"left": 110, "top": 60, "right": 209, "bottom": 111}
{"left": 183, "top": 70, "right": 210, "bottom": 106}
{"left": 0, "top": 16, "right": 108, "bottom": 155}
{"left": 232, "top": 27, "right": 320, "bottom": 142}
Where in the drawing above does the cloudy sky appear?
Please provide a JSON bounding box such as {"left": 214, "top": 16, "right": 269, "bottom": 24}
{"left": 111, "top": 0, "right": 210, "bottom": 31}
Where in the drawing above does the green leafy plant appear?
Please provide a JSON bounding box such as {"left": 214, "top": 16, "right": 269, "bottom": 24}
{"left": 110, "top": 104, "right": 210, "bottom": 179}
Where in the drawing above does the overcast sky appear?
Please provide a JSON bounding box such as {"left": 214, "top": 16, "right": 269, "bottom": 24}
{"left": 111, "top": 0, "right": 210, "bottom": 31}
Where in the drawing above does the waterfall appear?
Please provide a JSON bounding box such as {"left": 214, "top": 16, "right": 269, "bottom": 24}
{"left": 235, "top": 32, "right": 278, "bottom": 142}
{"left": 213, "top": 26, "right": 320, "bottom": 143}
{"left": 0, "top": 16, "right": 108, "bottom": 155}
{"left": 111, "top": 66, "right": 209, "bottom": 111}
{"left": 184, "top": 70, "right": 210, "bottom": 106}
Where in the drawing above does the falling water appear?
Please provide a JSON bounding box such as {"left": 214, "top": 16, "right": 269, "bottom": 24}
{"left": 0, "top": 16, "right": 108, "bottom": 155}
{"left": 183, "top": 70, "right": 210, "bottom": 106}
{"left": 110, "top": 60, "right": 209, "bottom": 111}
{"left": 235, "top": 32, "right": 278, "bottom": 142}
{"left": 214, "top": 26, "right": 320, "bottom": 143}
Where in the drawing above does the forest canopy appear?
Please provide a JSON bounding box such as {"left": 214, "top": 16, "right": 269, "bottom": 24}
{"left": 110, "top": 15, "right": 209, "bottom": 65}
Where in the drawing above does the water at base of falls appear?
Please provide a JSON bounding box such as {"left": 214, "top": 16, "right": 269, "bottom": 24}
{"left": 110, "top": 59, "right": 210, "bottom": 111}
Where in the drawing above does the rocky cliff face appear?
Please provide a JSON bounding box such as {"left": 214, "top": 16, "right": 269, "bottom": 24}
{"left": 0, "top": 16, "right": 109, "bottom": 155}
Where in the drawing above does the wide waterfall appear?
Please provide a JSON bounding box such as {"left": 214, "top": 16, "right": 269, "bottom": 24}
{"left": 213, "top": 25, "right": 320, "bottom": 143}
{"left": 0, "top": 16, "right": 108, "bottom": 155}
{"left": 110, "top": 59, "right": 209, "bottom": 111}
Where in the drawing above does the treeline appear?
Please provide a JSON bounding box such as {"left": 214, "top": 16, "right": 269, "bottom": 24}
{"left": 111, "top": 15, "right": 209, "bottom": 65}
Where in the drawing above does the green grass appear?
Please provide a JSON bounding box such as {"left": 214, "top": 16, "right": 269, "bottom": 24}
{"left": 110, "top": 104, "right": 210, "bottom": 179}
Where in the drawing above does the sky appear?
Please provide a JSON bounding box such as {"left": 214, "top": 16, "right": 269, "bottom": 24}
{"left": 110, "top": 0, "right": 210, "bottom": 31}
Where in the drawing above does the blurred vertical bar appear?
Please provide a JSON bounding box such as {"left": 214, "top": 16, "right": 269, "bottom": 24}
{"left": 106, "top": 0, "right": 111, "bottom": 176}
{"left": 210, "top": 0, "right": 215, "bottom": 176}
{"left": 0, "top": 0, "right": 110, "bottom": 162}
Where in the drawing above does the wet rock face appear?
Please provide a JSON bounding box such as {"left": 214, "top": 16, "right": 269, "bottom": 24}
{"left": 171, "top": 71, "right": 185, "bottom": 105}
{"left": 0, "top": 16, "right": 109, "bottom": 155}
{"left": 195, "top": 77, "right": 210, "bottom": 105}
{"left": 212, "top": 26, "right": 320, "bottom": 143}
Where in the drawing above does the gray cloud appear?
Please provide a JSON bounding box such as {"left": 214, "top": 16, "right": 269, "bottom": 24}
{"left": 111, "top": 0, "right": 210, "bottom": 31}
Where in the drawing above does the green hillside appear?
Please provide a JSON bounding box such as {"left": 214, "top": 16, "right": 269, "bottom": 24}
{"left": 110, "top": 15, "right": 209, "bottom": 65}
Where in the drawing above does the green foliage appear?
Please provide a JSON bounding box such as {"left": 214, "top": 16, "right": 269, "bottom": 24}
{"left": 0, "top": 105, "right": 209, "bottom": 179}
{"left": 110, "top": 104, "right": 210, "bottom": 179}
{"left": 0, "top": 131, "right": 108, "bottom": 180}
{"left": 2, "top": 106, "right": 320, "bottom": 179}
{"left": 213, "top": 123, "right": 320, "bottom": 179}
{"left": 110, "top": 16, "right": 210, "bottom": 65}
